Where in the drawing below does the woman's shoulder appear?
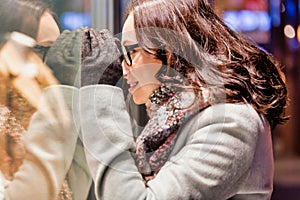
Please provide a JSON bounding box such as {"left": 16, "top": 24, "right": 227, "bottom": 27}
{"left": 182, "top": 103, "right": 270, "bottom": 140}
{"left": 198, "top": 103, "right": 267, "bottom": 126}
{"left": 172, "top": 103, "right": 271, "bottom": 163}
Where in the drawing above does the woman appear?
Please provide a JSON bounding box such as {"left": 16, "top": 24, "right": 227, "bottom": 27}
{"left": 80, "top": 0, "right": 288, "bottom": 199}
{"left": 0, "top": 0, "right": 91, "bottom": 199}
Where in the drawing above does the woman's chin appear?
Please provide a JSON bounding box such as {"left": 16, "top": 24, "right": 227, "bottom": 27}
{"left": 132, "top": 95, "right": 146, "bottom": 105}
{"left": 132, "top": 88, "right": 151, "bottom": 105}
{"left": 132, "top": 84, "right": 161, "bottom": 105}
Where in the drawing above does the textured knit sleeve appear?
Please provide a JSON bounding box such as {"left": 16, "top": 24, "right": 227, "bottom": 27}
{"left": 4, "top": 85, "right": 80, "bottom": 200}
{"left": 81, "top": 85, "right": 269, "bottom": 200}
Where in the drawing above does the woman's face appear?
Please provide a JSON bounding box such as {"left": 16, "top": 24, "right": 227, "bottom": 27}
{"left": 121, "top": 13, "right": 162, "bottom": 105}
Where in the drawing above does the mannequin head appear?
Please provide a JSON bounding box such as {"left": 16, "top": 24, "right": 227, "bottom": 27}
{"left": 0, "top": 0, "right": 60, "bottom": 46}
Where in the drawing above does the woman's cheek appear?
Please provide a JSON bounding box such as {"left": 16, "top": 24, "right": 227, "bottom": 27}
{"left": 131, "top": 63, "right": 162, "bottom": 87}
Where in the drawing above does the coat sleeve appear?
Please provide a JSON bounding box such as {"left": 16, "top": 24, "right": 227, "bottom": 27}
{"left": 80, "top": 85, "right": 266, "bottom": 200}
{"left": 4, "top": 85, "right": 83, "bottom": 200}
{"left": 67, "top": 138, "right": 93, "bottom": 200}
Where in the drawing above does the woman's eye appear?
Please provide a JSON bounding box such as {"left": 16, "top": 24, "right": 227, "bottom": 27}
{"left": 131, "top": 49, "right": 137, "bottom": 54}
{"left": 129, "top": 49, "right": 139, "bottom": 59}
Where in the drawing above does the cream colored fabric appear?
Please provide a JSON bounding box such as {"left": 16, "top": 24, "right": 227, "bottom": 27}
{"left": 3, "top": 85, "right": 91, "bottom": 200}
{"left": 0, "top": 37, "right": 58, "bottom": 113}
{"left": 0, "top": 171, "right": 5, "bottom": 200}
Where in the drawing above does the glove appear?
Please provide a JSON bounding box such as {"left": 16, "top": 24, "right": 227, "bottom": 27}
{"left": 45, "top": 28, "right": 84, "bottom": 87}
{"left": 81, "top": 28, "right": 123, "bottom": 87}
{"left": 46, "top": 28, "right": 122, "bottom": 88}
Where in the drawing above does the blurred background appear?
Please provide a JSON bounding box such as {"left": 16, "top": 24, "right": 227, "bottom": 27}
{"left": 43, "top": 0, "right": 300, "bottom": 199}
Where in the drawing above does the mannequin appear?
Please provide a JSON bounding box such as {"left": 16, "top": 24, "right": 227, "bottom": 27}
{"left": 0, "top": 1, "right": 91, "bottom": 200}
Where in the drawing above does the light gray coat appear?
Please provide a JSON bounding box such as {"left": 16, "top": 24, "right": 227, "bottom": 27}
{"left": 81, "top": 85, "right": 274, "bottom": 200}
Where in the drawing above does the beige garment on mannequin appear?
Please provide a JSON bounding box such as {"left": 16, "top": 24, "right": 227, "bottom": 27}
{"left": 0, "top": 39, "right": 58, "bottom": 118}
{"left": 0, "top": 39, "right": 73, "bottom": 200}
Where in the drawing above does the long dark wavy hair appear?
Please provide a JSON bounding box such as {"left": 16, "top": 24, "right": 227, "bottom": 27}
{"left": 125, "top": 0, "right": 288, "bottom": 129}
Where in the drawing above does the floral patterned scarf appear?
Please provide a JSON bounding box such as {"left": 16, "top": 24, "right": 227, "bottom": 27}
{"left": 132, "top": 83, "right": 209, "bottom": 184}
